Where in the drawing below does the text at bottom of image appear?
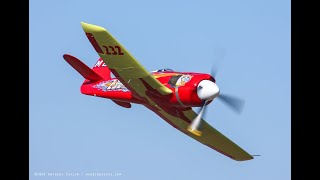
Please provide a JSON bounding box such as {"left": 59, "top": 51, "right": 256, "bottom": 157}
{"left": 33, "top": 172, "right": 122, "bottom": 177}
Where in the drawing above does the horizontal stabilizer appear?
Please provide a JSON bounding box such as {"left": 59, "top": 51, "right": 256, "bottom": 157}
{"left": 63, "top": 54, "right": 103, "bottom": 82}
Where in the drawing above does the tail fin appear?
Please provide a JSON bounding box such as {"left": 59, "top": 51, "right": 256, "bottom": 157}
{"left": 91, "top": 58, "right": 111, "bottom": 79}
{"left": 63, "top": 54, "right": 111, "bottom": 81}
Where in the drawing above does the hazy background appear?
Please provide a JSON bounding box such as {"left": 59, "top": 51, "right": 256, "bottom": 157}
{"left": 30, "top": 0, "right": 291, "bottom": 179}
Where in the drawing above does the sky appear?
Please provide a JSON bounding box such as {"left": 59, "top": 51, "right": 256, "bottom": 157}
{"left": 30, "top": 0, "right": 291, "bottom": 179}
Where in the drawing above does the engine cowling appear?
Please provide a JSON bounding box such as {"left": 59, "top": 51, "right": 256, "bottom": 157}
{"left": 167, "top": 74, "right": 215, "bottom": 107}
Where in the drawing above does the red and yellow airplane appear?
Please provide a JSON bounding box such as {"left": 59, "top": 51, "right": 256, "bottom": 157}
{"left": 63, "top": 22, "right": 253, "bottom": 161}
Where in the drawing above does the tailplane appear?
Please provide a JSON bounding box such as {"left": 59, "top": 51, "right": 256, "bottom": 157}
{"left": 63, "top": 54, "right": 111, "bottom": 81}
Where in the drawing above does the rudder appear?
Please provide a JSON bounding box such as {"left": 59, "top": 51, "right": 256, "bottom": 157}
{"left": 92, "top": 58, "right": 112, "bottom": 79}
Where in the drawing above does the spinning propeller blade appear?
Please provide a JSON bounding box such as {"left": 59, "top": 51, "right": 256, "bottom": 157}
{"left": 187, "top": 100, "right": 209, "bottom": 136}
{"left": 217, "top": 94, "right": 245, "bottom": 114}
{"left": 187, "top": 49, "right": 245, "bottom": 136}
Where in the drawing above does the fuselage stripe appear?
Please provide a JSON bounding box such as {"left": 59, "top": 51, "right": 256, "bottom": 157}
{"left": 175, "top": 86, "right": 186, "bottom": 107}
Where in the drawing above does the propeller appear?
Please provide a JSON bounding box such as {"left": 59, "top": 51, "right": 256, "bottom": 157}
{"left": 187, "top": 80, "right": 220, "bottom": 136}
{"left": 187, "top": 49, "right": 245, "bottom": 136}
{"left": 210, "top": 47, "right": 225, "bottom": 78}
{"left": 218, "top": 94, "right": 245, "bottom": 114}
{"left": 187, "top": 100, "right": 210, "bottom": 136}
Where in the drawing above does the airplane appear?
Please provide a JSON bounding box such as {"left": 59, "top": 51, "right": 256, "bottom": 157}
{"left": 63, "top": 22, "right": 254, "bottom": 161}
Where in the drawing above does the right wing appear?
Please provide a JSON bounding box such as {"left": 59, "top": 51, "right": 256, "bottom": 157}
{"left": 145, "top": 104, "right": 254, "bottom": 161}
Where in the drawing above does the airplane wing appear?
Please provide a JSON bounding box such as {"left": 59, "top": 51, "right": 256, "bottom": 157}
{"left": 80, "top": 22, "right": 172, "bottom": 100}
{"left": 145, "top": 104, "right": 254, "bottom": 161}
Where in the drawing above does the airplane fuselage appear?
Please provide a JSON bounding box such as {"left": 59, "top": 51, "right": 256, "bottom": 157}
{"left": 80, "top": 71, "right": 215, "bottom": 108}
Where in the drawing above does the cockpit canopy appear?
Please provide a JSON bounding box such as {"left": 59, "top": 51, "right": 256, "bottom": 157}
{"left": 151, "top": 68, "right": 174, "bottom": 73}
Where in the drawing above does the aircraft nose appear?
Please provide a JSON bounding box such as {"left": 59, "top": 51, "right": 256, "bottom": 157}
{"left": 197, "top": 80, "right": 220, "bottom": 100}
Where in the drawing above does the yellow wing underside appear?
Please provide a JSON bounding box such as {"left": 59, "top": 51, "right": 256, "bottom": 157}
{"left": 155, "top": 107, "right": 254, "bottom": 161}
{"left": 80, "top": 22, "right": 253, "bottom": 161}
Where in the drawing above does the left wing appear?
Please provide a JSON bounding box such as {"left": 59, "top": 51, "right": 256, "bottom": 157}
{"left": 145, "top": 104, "right": 254, "bottom": 161}
{"left": 80, "top": 22, "right": 172, "bottom": 101}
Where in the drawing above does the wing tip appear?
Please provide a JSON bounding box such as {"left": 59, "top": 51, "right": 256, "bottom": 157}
{"left": 205, "top": 143, "right": 254, "bottom": 161}
{"left": 80, "top": 22, "right": 106, "bottom": 32}
{"left": 232, "top": 155, "right": 254, "bottom": 161}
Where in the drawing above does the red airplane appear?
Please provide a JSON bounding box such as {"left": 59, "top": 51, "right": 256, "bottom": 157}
{"left": 63, "top": 22, "right": 253, "bottom": 161}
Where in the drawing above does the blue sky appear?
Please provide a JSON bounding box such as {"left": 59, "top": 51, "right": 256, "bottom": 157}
{"left": 30, "top": 0, "right": 290, "bottom": 179}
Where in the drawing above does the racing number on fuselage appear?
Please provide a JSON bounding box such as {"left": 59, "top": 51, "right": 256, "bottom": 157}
{"left": 103, "top": 45, "right": 124, "bottom": 55}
